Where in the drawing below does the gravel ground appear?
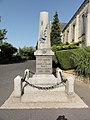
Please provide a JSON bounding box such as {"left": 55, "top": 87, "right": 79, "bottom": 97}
{"left": 0, "top": 60, "right": 90, "bottom": 120}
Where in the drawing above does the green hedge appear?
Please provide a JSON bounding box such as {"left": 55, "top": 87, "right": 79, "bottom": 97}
{"left": 71, "top": 47, "right": 90, "bottom": 77}
{"left": 56, "top": 48, "right": 84, "bottom": 70}
{"left": 51, "top": 40, "right": 84, "bottom": 52}
{"left": 52, "top": 44, "right": 79, "bottom": 52}
{"left": 54, "top": 45, "right": 90, "bottom": 77}
{"left": 56, "top": 50, "right": 73, "bottom": 70}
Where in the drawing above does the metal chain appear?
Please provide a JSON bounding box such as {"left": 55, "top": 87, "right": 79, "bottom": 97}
{"left": 22, "top": 70, "right": 67, "bottom": 90}
{"left": 24, "top": 80, "right": 64, "bottom": 90}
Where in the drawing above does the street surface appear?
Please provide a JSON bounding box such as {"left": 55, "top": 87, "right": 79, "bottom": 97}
{"left": 0, "top": 60, "right": 90, "bottom": 120}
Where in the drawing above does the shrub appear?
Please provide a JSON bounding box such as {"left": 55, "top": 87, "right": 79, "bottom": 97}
{"left": 56, "top": 46, "right": 90, "bottom": 78}
{"left": 56, "top": 50, "right": 73, "bottom": 70}
{"left": 52, "top": 43, "right": 79, "bottom": 52}
{"left": 0, "top": 42, "right": 17, "bottom": 56}
{"left": 56, "top": 48, "right": 84, "bottom": 70}
{"left": 52, "top": 55, "right": 59, "bottom": 68}
{"left": 71, "top": 47, "right": 90, "bottom": 77}
{"left": 19, "top": 46, "right": 35, "bottom": 60}
{"left": 12, "top": 55, "right": 23, "bottom": 63}
{"left": 0, "top": 42, "right": 18, "bottom": 64}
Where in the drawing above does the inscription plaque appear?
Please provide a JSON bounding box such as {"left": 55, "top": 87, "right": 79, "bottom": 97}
{"left": 36, "top": 56, "right": 52, "bottom": 74}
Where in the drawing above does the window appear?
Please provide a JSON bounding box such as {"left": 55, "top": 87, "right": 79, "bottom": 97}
{"left": 82, "top": 14, "right": 86, "bottom": 35}
{"left": 72, "top": 24, "right": 75, "bottom": 42}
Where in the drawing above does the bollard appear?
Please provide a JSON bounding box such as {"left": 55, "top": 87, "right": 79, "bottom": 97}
{"left": 24, "top": 69, "right": 30, "bottom": 80}
{"left": 66, "top": 76, "right": 75, "bottom": 96}
{"left": 56, "top": 67, "right": 62, "bottom": 82}
{"left": 14, "top": 75, "right": 22, "bottom": 97}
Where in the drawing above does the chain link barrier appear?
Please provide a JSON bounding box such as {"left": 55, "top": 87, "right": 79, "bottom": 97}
{"left": 22, "top": 70, "right": 67, "bottom": 90}
{"left": 24, "top": 80, "right": 64, "bottom": 90}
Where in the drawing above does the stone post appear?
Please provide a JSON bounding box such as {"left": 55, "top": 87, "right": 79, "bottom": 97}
{"left": 56, "top": 67, "right": 62, "bottom": 82}
{"left": 14, "top": 76, "right": 22, "bottom": 97}
{"left": 24, "top": 69, "right": 30, "bottom": 80}
{"left": 66, "top": 76, "right": 75, "bottom": 96}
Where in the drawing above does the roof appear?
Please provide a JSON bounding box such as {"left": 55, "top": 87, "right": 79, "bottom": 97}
{"left": 60, "top": 23, "right": 67, "bottom": 31}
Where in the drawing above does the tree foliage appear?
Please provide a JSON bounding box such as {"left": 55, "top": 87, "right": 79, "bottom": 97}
{"left": 19, "top": 46, "right": 35, "bottom": 60}
{"left": 0, "top": 42, "right": 18, "bottom": 64}
{"left": 0, "top": 23, "right": 22, "bottom": 64}
{"left": 50, "top": 11, "right": 62, "bottom": 46}
{"left": 70, "top": 47, "right": 90, "bottom": 77}
{"left": 0, "top": 29, "right": 7, "bottom": 43}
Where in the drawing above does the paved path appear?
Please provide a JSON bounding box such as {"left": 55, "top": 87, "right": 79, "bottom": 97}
{"left": 0, "top": 60, "right": 90, "bottom": 120}
{"left": 0, "top": 60, "right": 36, "bottom": 107}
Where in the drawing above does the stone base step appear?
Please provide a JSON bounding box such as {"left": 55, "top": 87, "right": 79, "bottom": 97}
{"left": 21, "top": 91, "right": 74, "bottom": 103}
{"left": 1, "top": 92, "right": 88, "bottom": 109}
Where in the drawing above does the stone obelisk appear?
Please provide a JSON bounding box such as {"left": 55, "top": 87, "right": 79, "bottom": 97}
{"left": 34, "top": 12, "right": 54, "bottom": 75}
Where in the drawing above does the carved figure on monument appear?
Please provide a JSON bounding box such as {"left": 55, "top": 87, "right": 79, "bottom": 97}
{"left": 37, "top": 12, "right": 51, "bottom": 50}
{"left": 39, "top": 24, "right": 47, "bottom": 44}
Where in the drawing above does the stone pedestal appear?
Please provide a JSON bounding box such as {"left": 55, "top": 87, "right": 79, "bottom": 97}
{"left": 34, "top": 49, "right": 54, "bottom": 75}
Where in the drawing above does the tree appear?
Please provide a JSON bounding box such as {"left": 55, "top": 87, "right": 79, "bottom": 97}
{"left": 19, "top": 46, "right": 35, "bottom": 60}
{"left": 50, "top": 11, "right": 62, "bottom": 46}
{"left": 0, "top": 19, "right": 22, "bottom": 64}
{"left": 0, "top": 29, "right": 7, "bottom": 43}
{"left": 0, "top": 42, "right": 17, "bottom": 63}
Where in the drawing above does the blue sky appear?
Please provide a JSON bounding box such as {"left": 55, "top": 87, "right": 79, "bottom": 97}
{"left": 0, "top": 0, "right": 84, "bottom": 48}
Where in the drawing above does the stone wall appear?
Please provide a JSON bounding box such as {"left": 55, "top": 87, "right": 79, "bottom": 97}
{"left": 62, "top": 0, "right": 90, "bottom": 46}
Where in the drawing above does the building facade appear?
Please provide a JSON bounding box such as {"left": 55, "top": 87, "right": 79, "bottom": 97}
{"left": 62, "top": 0, "right": 90, "bottom": 46}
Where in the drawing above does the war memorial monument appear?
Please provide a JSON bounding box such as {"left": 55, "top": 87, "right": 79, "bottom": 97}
{"left": 1, "top": 12, "right": 88, "bottom": 108}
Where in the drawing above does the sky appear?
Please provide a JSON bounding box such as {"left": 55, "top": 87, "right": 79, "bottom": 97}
{"left": 0, "top": 0, "right": 84, "bottom": 48}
